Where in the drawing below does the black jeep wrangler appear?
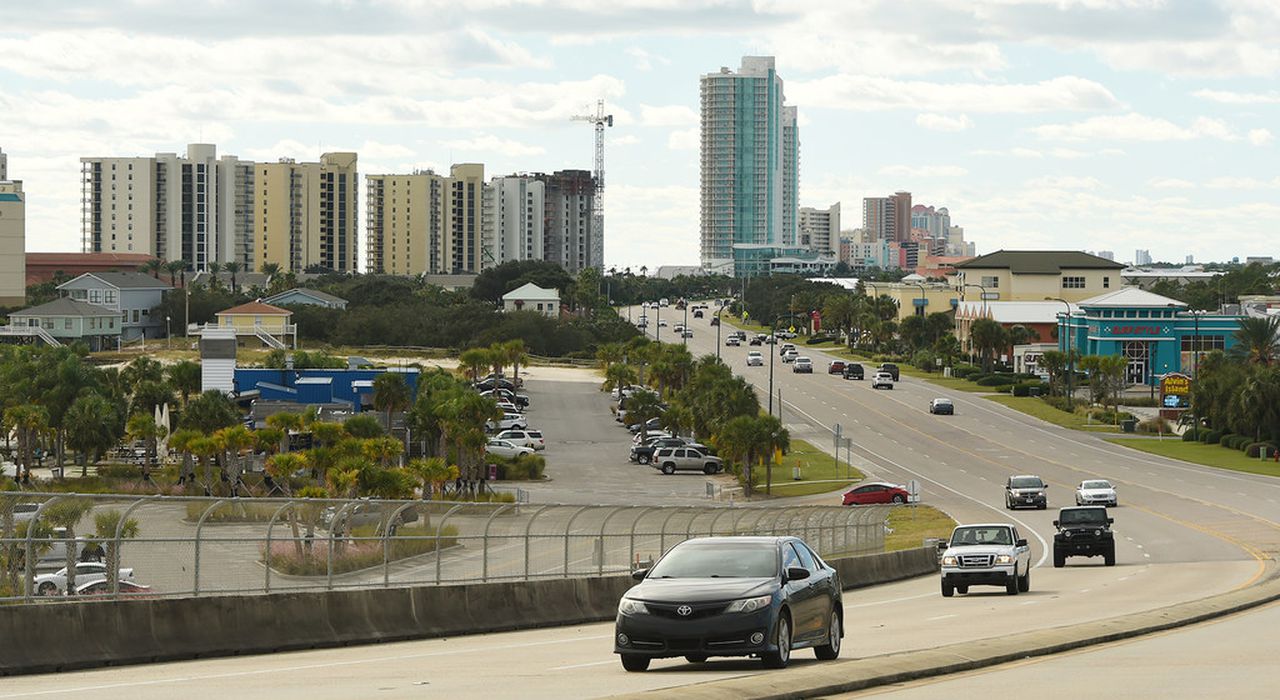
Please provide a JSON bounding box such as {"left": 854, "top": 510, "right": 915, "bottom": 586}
{"left": 1053, "top": 506, "right": 1115, "bottom": 567}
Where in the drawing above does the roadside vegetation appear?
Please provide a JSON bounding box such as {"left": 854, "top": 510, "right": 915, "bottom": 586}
{"left": 884, "top": 505, "right": 956, "bottom": 552}
{"left": 760, "top": 439, "right": 863, "bottom": 498}
{"left": 1106, "top": 438, "right": 1280, "bottom": 478}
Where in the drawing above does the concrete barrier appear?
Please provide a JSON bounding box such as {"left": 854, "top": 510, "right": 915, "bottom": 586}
{"left": 0, "top": 547, "right": 936, "bottom": 676}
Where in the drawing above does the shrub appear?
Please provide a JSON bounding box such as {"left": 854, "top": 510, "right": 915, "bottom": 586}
{"left": 1182, "top": 430, "right": 1200, "bottom": 442}
{"left": 1230, "top": 435, "right": 1253, "bottom": 451}
{"left": 1120, "top": 397, "right": 1160, "bottom": 408}
{"left": 1136, "top": 418, "right": 1172, "bottom": 434}
{"left": 976, "top": 375, "right": 1014, "bottom": 387}
{"left": 1218, "top": 432, "right": 1236, "bottom": 446}
{"left": 261, "top": 523, "right": 459, "bottom": 576}
{"left": 97, "top": 464, "right": 143, "bottom": 479}
{"left": 1203, "top": 430, "right": 1224, "bottom": 444}
{"left": 950, "top": 364, "right": 980, "bottom": 379}
{"left": 1042, "top": 396, "right": 1084, "bottom": 413}
{"left": 1012, "top": 381, "right": 1049, "bottom": 397}
{"left": 996, "top": 384, "right": 1014, "bottom": 394}
{"left": 491, "top": 453, "right": 546, "bottom": 480}
{"left": 1246, "top": 442, "right": 1279, "bottom": 458}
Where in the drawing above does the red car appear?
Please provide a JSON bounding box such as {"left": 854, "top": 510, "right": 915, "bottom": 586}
{"left": 842, "top": 482, "right": 910, "bottom": 506}
{"left": 827, "top": 360, "right": 846, "bottom": 374}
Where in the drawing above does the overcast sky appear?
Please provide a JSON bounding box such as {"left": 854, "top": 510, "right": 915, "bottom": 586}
{"left": 2, "top": 0, "right": 1278, "bottom": 270}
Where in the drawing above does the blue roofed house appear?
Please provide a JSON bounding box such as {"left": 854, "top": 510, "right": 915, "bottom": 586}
{"left": 261, "top": 288, "right": 348, "bottom": 310}
{"left": 57, "top": 271, "right": 173, "bottom": 341}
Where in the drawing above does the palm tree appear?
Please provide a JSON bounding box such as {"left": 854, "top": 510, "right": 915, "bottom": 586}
{"left": 92, "top": 509, "right": 140, "bottom": 595}
{"left": 265, "top": 452, "right": 309, "bottom": 496}
{"left": 970, "top": 318, "right": 1007, "bottom": 372}
{"left": 362, "top": 435, "right": 404, "bottom": 468}
{"left": 141, "top": 258, "right": 163, "bottom": 279}
{"left": 595, "top": 342, "right": 624, "bottom": 368}
{"left": 406, "top": 456, "right": 457, "bottom": 499}
{"left": 755, "top": 414, "right": 790, "bottom": 496}
{"left": 214, "top": 424, "right": 255, "bottom": 490}
{"left": 1230, "top": 316, "right": 1280, "bottom": 366}
{"left": 623, "top": 389, "right": 663, "bottom": 442}
{"left": 166, "top": 360, "right": 202, "bottom": 405}
{"left": 602, "top": 363, "right": 638, "bottom": 396}
{"left": 63, "top": 395, "right": 120, "bottom": 475}
{"left": 126, "top": 412, "right": 168, "bottom": 481}
{"left": 4, "top": 404, "right": 50, "bottom": 481}
{"left": 261, "top": 262, "right": 282, "bottom": 283}
{"left": 266, "top": 411, "right": 304, "bottom": 453}
{"left": 372, "top": 372, "right": 411, "bottom": 437}
{"left": 41, "top": 499, "right": 92, "bottom": 594}
{"left": 167, "top": 428, "right": 202, "bottom": 486}
{"left": 504, "top": 339, "right": 528, "bottom": 385}
{"left": 458, "top": 348, "right": 493, "bottom": 382}
{"left": 164, "top": 260, "right": 187, "bottom": 288}
{"left": 223, "top": 261, "right": 243, "bottom": 294}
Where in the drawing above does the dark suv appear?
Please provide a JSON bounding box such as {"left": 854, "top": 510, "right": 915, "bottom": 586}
{"left": 842, "top": 363, "right": 864, "bottom": 380}
{"left": 631, "top": 436, "right": 706, "bottom": 464}
{"left": 1005, "top": 475, "right": 1048, "bottom": 510}
{"left": 1053, "top": 507, "right": 1116, "bottom": 567}
{"left": 878, "top": 363, "right": 900, "bottom": 381}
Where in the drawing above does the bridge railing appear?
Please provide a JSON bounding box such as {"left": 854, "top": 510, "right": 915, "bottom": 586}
{"left": 0, "top": 493, "right": 892, "bottom": 603}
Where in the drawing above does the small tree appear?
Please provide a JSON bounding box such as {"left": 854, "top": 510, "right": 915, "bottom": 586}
{"left": 92, "top": 509, "right": 140, "bottom": 595}
{"left": 41, "top": 498, "right": 93, "bottom": 594}
{"left": 372, "top": 372, "right": 411, "bottom": 437}
{"left": 126, "top": 412, "right": 168, "bottom": 481}
{"left": 406, "top": 457, "right": 457, "bottom": 499}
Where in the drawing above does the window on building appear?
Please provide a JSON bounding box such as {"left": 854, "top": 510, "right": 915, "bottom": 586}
{"left": 1181, "top": 335, "right": 1226, "bottom": 352}
{"left": 64, "top": 319, "right": 73, "bottom": 330}
{"left": 1103, "top": 276, "right": 1111, "bottom": 289}
{"left": 1062, "top": 276, "right": 1086, "bottom": 289}
{"left": 132, "top": 309, "right": 140, "bottom": 323}
{"left": 981, "top": 275, "right": 999, "bottom": 289}
{"left": 89, "top": 289, "right": 102, "bottom": 304}
{"left": 104, "top": 290, "right": 117, "bottom": 305}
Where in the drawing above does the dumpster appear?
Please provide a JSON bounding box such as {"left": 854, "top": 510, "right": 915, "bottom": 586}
{"left": 1121, "top": 418, "right": 1137, "bottom": 433}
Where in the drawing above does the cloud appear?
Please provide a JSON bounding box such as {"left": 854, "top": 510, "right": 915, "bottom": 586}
{"left": 439, "top": 134, "right": 545, "bottom": 157}
{"left": 667, "top": 128, "right": 698, "bottom": 151}
{"left": 1192, "top": 89, "right": 1280, "bottom": 105}
{"left": 1204, "top": 176, "right": 1280, "bottom": 190}
{"left": 790, "top": 76, "right": 1119, "bottom": 113}
{"left": 915, "top": 114, "right": 973, "bottom": 132}
{"left": 1026, "top": 176, "right": 1103, "bottom": 190}
{"left": 1148, "top": 177, "right": 1196, "bottom": 189}
{"left": 1030, "top": 113, "right": 1243, "bottom": 142}
{"left": 1248, "top": 129, "right": 1274, "bottom": 146}
{"left": 625, "top": 46, "right": 670, "bottom": 71}
{"left": 612, "top": 134, "right": 641, "bottom": 146}
{"left": 639, "top": 104, "right": 698, "bottom": 127}
{"left": 879, "top": 165, "right": 968, "bottom": 177}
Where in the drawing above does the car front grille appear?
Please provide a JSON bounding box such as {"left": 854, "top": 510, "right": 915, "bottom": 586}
{"left": 958, "top": 554, "right": 994, "bottom": 568}
{"left": 646, "top": 602, "right": 728, "bottom": 620}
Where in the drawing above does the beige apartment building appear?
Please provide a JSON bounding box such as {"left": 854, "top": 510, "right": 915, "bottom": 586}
{"left": 253, "top": 152, "right": 358, "bottom": 273}
{"left": 365, "top": 163, "right": 485, "bottom": 275}
{"left": 951, "top": 250, "right": 1126, "bottom": 303}
{"left": 447, "top": 163, "right": 485, "bottom": 273}
{"left": 0, "top": 180, "right": 25, "bottom": 306}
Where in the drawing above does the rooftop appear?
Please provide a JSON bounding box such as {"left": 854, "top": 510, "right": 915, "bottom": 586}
{"left": 262, "top": 287, "right": 348, "bottom": 305}
{"left": 1077, "top": 287, "right": 1188, "bottom": 308}
{"left": 502, "top": 282, "right": 560, "bottom": 301}
{"left": 58, "top": 271, "right": 173, "bottom": 290}
{"left": 13, "top": 297, "right": 122, "bottom": 317}
{"left": 217, "top": 301, "right": 292, "bottom": 316}
{"left": 954, "top": 250, "right": 1126, "bottom": 274}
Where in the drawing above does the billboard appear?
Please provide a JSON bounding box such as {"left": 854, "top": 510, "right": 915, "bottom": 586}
{"left": 1160, "top": 373, "right": 1191, "bottom": 409}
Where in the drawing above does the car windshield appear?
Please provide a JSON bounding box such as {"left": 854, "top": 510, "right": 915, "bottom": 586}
{"left": 1061, "top": 509, "right": 1107, "bottom": 525}
{"left": 1010, "top": 477, "right": 1044, "bottom": 489}
{"left": 950, "top": 527, "right": 1013, "bottom": 546}
{"left": 648, "top": 543, "right": 778, "bottom": 579}
{"left": 1081, "top": 480, "right": 1111, "bottom": 489}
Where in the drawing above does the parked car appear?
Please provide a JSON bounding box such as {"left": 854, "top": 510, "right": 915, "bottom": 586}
{"left": 792, "top": 357, "right": 813, "bottom": 373}
{"left": 842, "top": 363, "right": 864, "bottom": 380}
{"left": 496, "top": 429, "right": 545, "bottom": 451}
{"left": 495, "top": 400, "right": 523, "bottom": 415}
{"left": 615, "top": 536, "right": 843, "bottom": 671}
{"left": 74, "top": 579, "right": 154, "bottom": 597}
{"left": 34, "top": 562, "right": 136, "bottom": 596}
{"left": 929, "top": 398, "right": 954, "bottom": 415}
{"left": 486, "top": 412, "right": 528, "bottom": 432}
{"left": 631, "top": 437, "right": 710, "bottom": 464}
{"left": 827, "top": 360, "right": 846, "bottom": 374}
{"left": 629, "top": 416, "right": 664, "bottom": 435}
{"left": 1005, "top": 475, "right": 1048, "bottom": 510}
{"left": 781, "top": 349, "right": 799, "bottom": 364}
{"left": 746, "top": 351, "right": 764, "bottom": 367}
{"left": 841, "top": 482, "right": 909, "bottom": 506}
{"left": 871, "top": 372, "right": 894, "bottom": 390}
{"left": 939, "top": 523, "right": 1032, "bottom": 597}
{"left": 1075, "top": 479, "right": 1118, "bottom": 507}
{"left": 650, "top": 447, "right": 723, "bottom": 475}
{"left": 321, "top": 501, "right": 419, "bottom": 532}
{"left": 486, "top": 439, "right": 535, "bottom": 459}
{"left": 878, "top": 363, "right": 900, "bottom": 381}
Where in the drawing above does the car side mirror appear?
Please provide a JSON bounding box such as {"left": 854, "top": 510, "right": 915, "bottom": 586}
{"left": 631, "top": 568, "right": 649, "bottom": 581}
{"left": 1107, "top": 518, "right": 1114, "bottom": 525}
{"left": 784, "top": 567, "right": 810, "bottom": 582}
{"left": 1016, "top": 539, "right": 1028, "bottom": 547}
{"left": 1052, "top": 520, "right": 1059, "bottom": 527}
{"left": 936, "top": 540, "right": 949, "bottom": 551}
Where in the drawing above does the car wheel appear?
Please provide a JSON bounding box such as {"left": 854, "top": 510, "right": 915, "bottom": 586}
{"left": 638, "top": 454, "right": 650, "bottom": 465}
{"left": 761, "top": 614, "right": 792, "bottom": 669}
{"left": 814, "top": 610, "right": 841, "bottom": 660}
{"left": 1038, "top": 503, "right": 1046, "bottom": 510}
{"left": 37, "top": 582, "right": 58, "bottom": 596}
{"left": 661, "top": 464, "right": 676, "bottom": 475}
{"left": 703, "top": 464, "right": 718, "bottom": 475}
{"left": 1006, "top": 573, "right": 1019, "bottom": 596}
{"left": 1054, "top": 550, "right": 1066, "bottom": 568}
{"left": 892, "top": 494, "right": 905, "bottom": 504}
{"left": 941, "top": 581, "right": 954, "bottom": 597}
{"left": 956, "top": 585, "right": 969, "bottom": 595}
{"left": 1104, "top": 548, "right": 1116, "bottom": 567}
{"left": 1018, "top": 566, "right": 1030, "bottom": 593}
{"left": 620, "top": 654, "right": 650, "bottom": 672}
{"left": 685, "top": 654, "right": 708, "bottom": 663}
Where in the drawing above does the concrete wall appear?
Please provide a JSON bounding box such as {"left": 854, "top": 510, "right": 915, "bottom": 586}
{"left": 0, "top": 547, "right": 937, "bottom": 676}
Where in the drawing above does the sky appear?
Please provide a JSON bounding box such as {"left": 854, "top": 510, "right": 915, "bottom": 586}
{"left": 1, "top": 0, "right": 1278, "bottom": 271}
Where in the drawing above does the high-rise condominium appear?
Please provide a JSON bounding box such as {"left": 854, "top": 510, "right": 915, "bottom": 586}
{"left": 0, "top": 178, "right": 25, "bottom": 306}
{"left": 81, "top": 144, "right": 256, "bottom": 270}
{"left": 798, "top": 203, "right": 840, "bottom": 254}
{"left": 482, "top": 175, "right": 546, "bottom": 270}
{"left": 1135, "top": 249, "right": 1152, "bottom": 266}
{"left": 910, "top": 204, "right": 950, "bottom": 240}
{"left": 540, "top": 170, "right": 597, "bottom": 274}
{"left": 0, "top": 147, "right": 7, "bottom": 181}
{"left": 365, "top": 163, "right": 484, "bottom": 275}
{"left": 863, "top": 191, "right": 912, "bottom": 243}
{"left": 253, "top": 152, "right": 358, "bottom": 273}
{"left": 699, "top": 56, "right": 800, "bottom": 269}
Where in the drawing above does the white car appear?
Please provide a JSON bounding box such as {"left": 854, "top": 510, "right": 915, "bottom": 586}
{"left": 486, "top": 439, "right": 535, "bottom": 459}
{"left": 1076, "top": 479, "right": 1118, "bottom": 507}
{"left": 778, "top": 343, "right": 796, "bottom": 356}
{"left": 34, "top": 562, "right": 136, "bottom": 596}
{"left": 486, "top": 412, "right": 527, "bottom": 432}
{"left": 497, "top": 429, "right": 545, "bottom": 451}
{"left": 746, "top": 351, "right": 764, "bottom": 366}
{"left": 792, "top": 357, "right": 813, "bottom": 373}
{"left": 871, "top": 372, "right": 895, "bottom": 390}
{"left": 658, "top": 319, "right": 668, "bottom": 327}
{"left": 725, "top": 336, "right": 741, "bottom": 347}
{"left": 681, "top": 329, "right": 694, "bottom": 338}
{"left": 939, "top": 523, "right": 1032, "bottom": 597}
{"left": 781, "top": 349, "right": 799, "bottom": 363}
{"left": 495, "top": 401, "right": 523, "bottom": 414}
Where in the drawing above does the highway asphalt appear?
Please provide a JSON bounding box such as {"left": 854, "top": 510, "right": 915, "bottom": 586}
{"left": 11, "top": 305, "right": 1279, "bottom": 697}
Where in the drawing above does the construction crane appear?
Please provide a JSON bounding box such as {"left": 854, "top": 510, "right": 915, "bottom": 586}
{"left": 571, "top": 100, "right": 613, "bottom": 269}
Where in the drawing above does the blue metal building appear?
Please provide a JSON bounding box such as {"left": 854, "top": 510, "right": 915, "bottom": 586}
{"left": 233, "top": 367, "right": 421, "bottom": 411}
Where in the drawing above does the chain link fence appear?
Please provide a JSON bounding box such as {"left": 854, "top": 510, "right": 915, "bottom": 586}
{"left": 0, "top": 493, "right": 891, "bottom": 603}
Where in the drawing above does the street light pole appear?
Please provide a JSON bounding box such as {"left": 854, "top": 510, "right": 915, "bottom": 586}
{"left": 1048, "top": 297, "right": 1073, "bottom": 400}
{"left": 911, "top": 282, "right": 927, "bottom": 318}
{"left": 716, "top": 308, "right": 722, "bottom": 360}
{"left": 768, "top": 319, "right": 776, "bottom": 416}
{"left": 655, "top": 303, "right": 661, "bottom": 343}
{"left": 683, "top": 303, "right": 689, "bottom": 347}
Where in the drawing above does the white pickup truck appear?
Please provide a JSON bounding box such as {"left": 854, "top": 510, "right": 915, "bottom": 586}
{"left": 939, "top": 523, "right": 1032, "bottom": 597}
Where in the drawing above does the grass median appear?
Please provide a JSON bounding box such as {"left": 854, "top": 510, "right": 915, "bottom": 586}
{"left": 984, "top": 395, "right": 1120, "bottom": 432}
{"left": 884, "top": 504, "right": 956, "bottom": 552}
{"left": 1106, "top": 438, "right": 1280, "bottom": 478}
{"left": 760, "top": 438, "right": 863, "bottom": 498}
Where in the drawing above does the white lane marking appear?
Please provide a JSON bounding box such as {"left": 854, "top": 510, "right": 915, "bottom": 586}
{"left": 1079, "top": 589, "right": 1091, "bottom": 593}
{"left": 550, "top": 660, "right": 618, "bottom": 671}
{"left": 845, "top": 592, "right": 937, "bottom": 609}
{"left": 1144, "top": 553, "right": 1152, "bottom": 558}
{"left": 1118, "top": 576, "right": 1130, "bottom": 581}
{"left": 926, "top": 614, "right": 957, "bottom": 621}
{"left": 1019, "top": 600, "right": 1038, "bottom": 606}
{"left": 0, "top": 634, "right": 616, "bottom": 697}
{"left": 1136, "top": 544, "right": 1144, "bottom": 549}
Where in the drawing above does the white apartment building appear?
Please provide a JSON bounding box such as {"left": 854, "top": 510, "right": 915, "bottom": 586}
{"left": 483, "top": 176, "right": 545, "bottom": 269}
{"left": 798, "top": 203, "right": 840, "bottom": 254}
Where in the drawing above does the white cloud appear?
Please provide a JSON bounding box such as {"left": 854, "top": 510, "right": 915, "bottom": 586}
{"left": 1248, "top": 129, "right": 1274, "bottom": 146}
{"left": 1031, "top": 113, "right": 1243, "bottom": 142}
{"left": 1204, "top": 176, "right": 1280, "bottom": 190}
{"left": 879, "top": 165, "right": 968, "bottom": 177}
{"left": 790, "top": 76, "right": 1119, "bottom": 114}
{"left": 915, "top": 113, "right": 973, "bottom": 132}
{"left": 612, "top": 134, "right": 641, "bottom": 146}
{"left": 666, "top": 128, "right": 698, "bottom": 151}
{"left": 1026, "top": 176, "right": 1103, "bottom": 190}
{"left": 625, "top": 46, "right": 670, "bottom": 71}
{"left": 639, "top": 104, "right": 698, "bottom": 127}
{"left": 1193, "top": 89, "right": 1280, "bottom": 105}
{"left": 1148, "top": 177, "right": 1196, "bottom": 189}
{"left": 439, "top": 134, "right": 545, "bottom": 157}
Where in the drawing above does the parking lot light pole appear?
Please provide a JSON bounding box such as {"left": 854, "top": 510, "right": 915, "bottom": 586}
{"left": 1048, "top": 297, "right": 1073, "bottom": 400}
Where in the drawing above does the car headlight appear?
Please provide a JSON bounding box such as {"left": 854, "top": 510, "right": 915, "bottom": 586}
{"left": 1064, "top": 530, "right": 1072, "bottom": 538}
{"left": 994, "top": 554, "right": 1014, "bottom": 565}
{"left": 618, "top": 598, "right": 648, "bottom": 615}
{"left": 1094, "top": 529, "right": 1103, "bottom": 537}
{"left": 941, "top": 555, "right": 957, "bottom": 566}
{"left": 725, "top": 595, "right": 772, "bottom": 613}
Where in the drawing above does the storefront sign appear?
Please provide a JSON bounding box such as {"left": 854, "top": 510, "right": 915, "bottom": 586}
{"left": 1160, "top": 373, "right": 1191, "bottom": 409}
{"left": 1107, "top": 325, "right": 1168, "bottom": 336}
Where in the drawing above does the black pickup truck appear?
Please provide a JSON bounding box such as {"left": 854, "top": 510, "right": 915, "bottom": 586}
{"left": 1053, "top": 506, "right": 1115, "bottom": 567}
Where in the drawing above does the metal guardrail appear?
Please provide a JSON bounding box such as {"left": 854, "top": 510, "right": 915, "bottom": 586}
{"left": 0, "top": 493, "right": 890, "bottom": 603}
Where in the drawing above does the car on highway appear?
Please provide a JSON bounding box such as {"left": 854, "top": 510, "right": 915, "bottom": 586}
{"left": 1005, "top": 475, "right": 1048, "bottom": 510}
{"left": 841, "top": 482, "right": 910, "bottom": 505}
{"left": 486, "top": 439, "right": 535, "bottom": 459}
{"left": 673, "top": 324, "right": 685, "bottom": 334}
{"left": 693, "top": 309, "right": 704, "bottom": 318}
{"left": 928, "top": 398, "right": 954, "bottom": 415}
{"left": 842, "top": 363, "right": 865, "bottom": 380}
{"left": 870, "top": 372, "right": 894, "bottom": 390}
{"left": 781, "top": 349, "right": 799, "bottom": 364}
{"left": 615, "top": 536, "right": 843, "bottom": 671}
{"left": 495, "top": 429, "right": 545, "bottom": 451}
{"left": 658, "top": 319, "right": 668, "bottom": 327}
{"left": 827, "top": 360, "right": 845, "bottom": 375}
{"left": 732, "top": 330, "right": 747, "bottom": 341}
{"left": 486, "top": 412, "right": 528, "bottom": 432}
{"left": 777, "top": 330, "right": 798, "bottom": 340}
{"left": 682, "top": 329, "right": 694, "bottom": 338}
{"left": 878, "top": 363, "right": 900, "bottom": 381}
{"left": 778, "top": 343, "right": 796, "bottom": 357}
{"left": 726, "top": 336, "right": 741, "bottom": 346}
{"left": 74, "top": 579, "right": 154, "bottom": 597}
{"left": 34, "top": 562, "right": 136, "bottom": 596}
{"left": 749, "top": 335, "right": 764, "bottom": 346}
{"left": 746, "top": 351, "right": 764, "bottom": 367}
{"left": 1053, "top": 506, "right": 1116, "bottom": 567}
{"left": 650, "top": 446, "right": 723, "bottom": 475}
{"left": 1075, "top": 479, "right": 1118, "bottom": 507}
{"left": 792, "top": 357, "right": 813, "bottom": 373}
{"left": 939, "top": 523, "right": 1032, "bottom": 597}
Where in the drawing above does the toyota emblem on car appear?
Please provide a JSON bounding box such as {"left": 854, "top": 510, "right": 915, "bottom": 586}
{"left": 676, "top": 605, "right": 692, "bottom": 616}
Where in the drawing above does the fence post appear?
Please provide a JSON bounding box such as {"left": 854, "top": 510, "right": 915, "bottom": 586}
{"left": 482, "top": 503, "right": 514, "bottom": 582}
{"left": 111, "top": 496, "right": 155, "bottom": 598}
{"left": 629, "top": 507, "right": 657, "bottom": 570}
{"left": 384, "top": 502, "right": 419, "bottom": 588}
{"left": 562, "top": 506, "right": 592, "bottom": 578}
{"left": 262, "top": 500, "right": 295, "bottom": 595}
{"left": 328, "top": 500, "right": 359, "bottom": 591}
{"left": 434, "top": 504, "right": 465, "bottom": 585}
{"left": 658, "top": 507, "right": 684, "bottom": 555}
{"left": 522, "top": 505, "right": 550, "bottom": 579}
{"left": 194, "top": 499, "right": 227, "bottom": 596}
{"left": 23, "top": 496, "right": 63, "bottom": 601}
{"left": 597, "top": 507, "right": 631, "bottom": 577}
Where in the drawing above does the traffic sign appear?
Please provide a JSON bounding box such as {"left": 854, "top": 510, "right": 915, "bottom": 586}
{"left": 907, "top": 479, "right": 921, "bottom": 503}
{"left": 788, "top": 325, "right": 796, "bottom": 333}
